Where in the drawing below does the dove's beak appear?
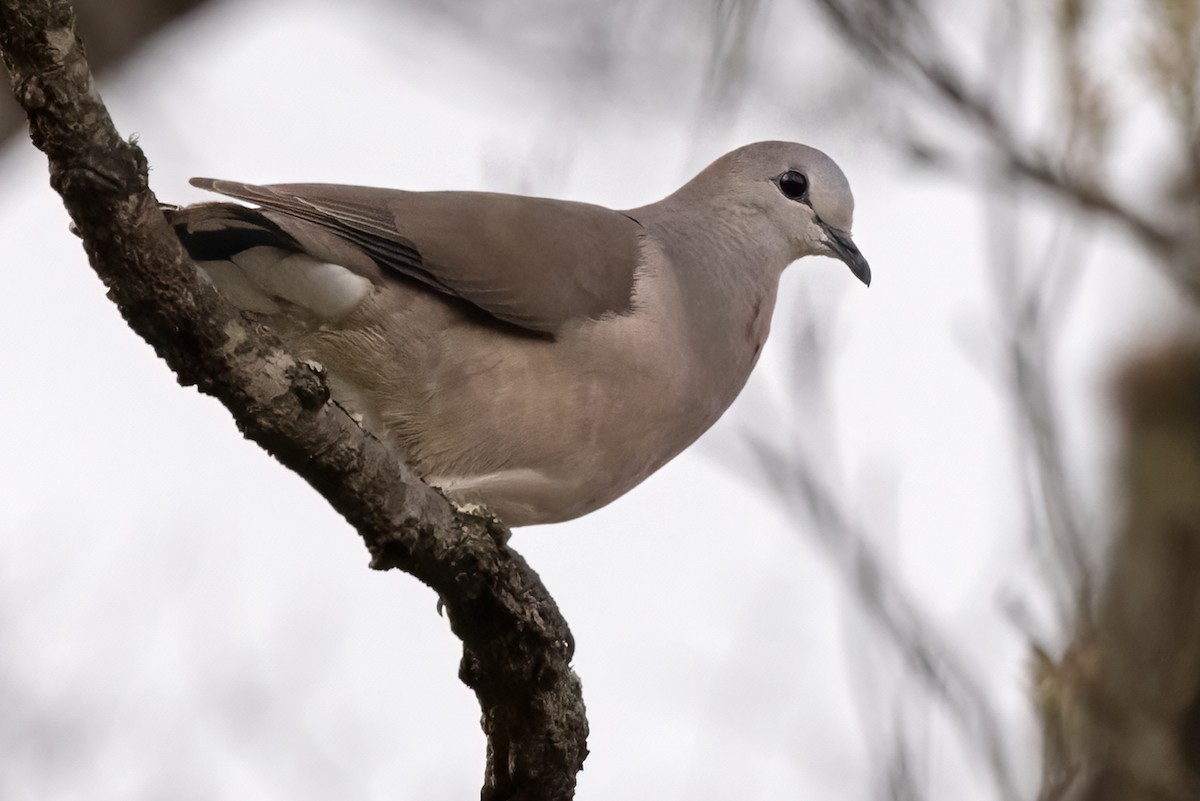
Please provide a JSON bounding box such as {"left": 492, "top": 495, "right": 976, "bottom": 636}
{"left": 821, "top": 224, "right": 871, "bottom": 287}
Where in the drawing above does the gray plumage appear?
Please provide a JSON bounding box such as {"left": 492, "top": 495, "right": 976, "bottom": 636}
{"left": 170, "top": 141, "right": 869, "bottom": 526}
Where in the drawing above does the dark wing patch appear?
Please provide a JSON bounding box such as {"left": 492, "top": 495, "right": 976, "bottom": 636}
{"left": 189, "top": 178, "right": 643, "bottom": 335}
{"left": 169, "top": 201, "right": 299, "bottom": 261}
{"left": 190, "top": 180, "right": 441, "bottom": 291}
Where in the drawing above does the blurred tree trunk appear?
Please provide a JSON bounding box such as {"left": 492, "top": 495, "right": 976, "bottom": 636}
{"left": 1038, "top": 342, "right": 1200, "bottom": 801}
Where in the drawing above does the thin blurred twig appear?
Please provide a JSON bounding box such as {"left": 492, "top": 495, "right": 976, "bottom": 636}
{"left": 699, "top": 0, "right": 767, "bottom": 121}
{"left": 809, "top": 0, "right": 1196, "bottom": 296}
{"left": 743, "top": 304, "right": 1022, "bottom": 801}
{"left": 988, "top": 208, "right": 1097, "bottom": 641}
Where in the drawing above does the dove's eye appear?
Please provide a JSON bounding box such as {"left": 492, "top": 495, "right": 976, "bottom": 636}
{"left": 777, "top": 171, "right": 808, "bottom": 200}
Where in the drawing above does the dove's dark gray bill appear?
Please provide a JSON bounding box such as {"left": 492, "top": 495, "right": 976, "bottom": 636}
{"left": 823, "top": 224, "right": 871, "bottom": 286}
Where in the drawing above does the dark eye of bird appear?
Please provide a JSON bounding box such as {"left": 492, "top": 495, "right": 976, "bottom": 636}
{"left": 778, "top": 170, "right": 808, "bottom": 200}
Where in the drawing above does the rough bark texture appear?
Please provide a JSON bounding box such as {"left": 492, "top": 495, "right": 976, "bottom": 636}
{"left": 0, "top": 2, "right": 587, "bottom": 799}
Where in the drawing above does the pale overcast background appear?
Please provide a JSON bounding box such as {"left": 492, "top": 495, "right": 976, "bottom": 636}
{"left": 1, "top": 1, "right": 1190, "bottom": 799}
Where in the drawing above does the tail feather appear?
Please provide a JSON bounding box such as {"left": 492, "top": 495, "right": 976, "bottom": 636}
{"left": 165, "top": 202, "right": 370, "bottom": 323}
{"left": 166, "top": 202, "right": 298, "bottom": 261}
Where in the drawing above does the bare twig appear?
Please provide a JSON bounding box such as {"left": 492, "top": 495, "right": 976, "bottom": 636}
{"left": 991, "top": 215, "right": 1097, "bottom": 636}
{"left": 748, "top": 430, "right": 1022, "bottom": 801}
{"left": 699, "top": 0, "right": 767, "bottom": 120}
{"left": 810, "top": 0, "right": 1195, "bottom": 297}
{"left": 741, "top": 305, "right": 1021, "bottom": 801}
{"left": 0, "top": 2, "right": 586, "bottom": 798}
{"left": 972, "top": 0, "right": 1095, "bottom": 628}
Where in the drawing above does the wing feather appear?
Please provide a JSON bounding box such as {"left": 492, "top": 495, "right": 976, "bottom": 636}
{"left": 190, "top": 178, "right": 644, "bottom": 334}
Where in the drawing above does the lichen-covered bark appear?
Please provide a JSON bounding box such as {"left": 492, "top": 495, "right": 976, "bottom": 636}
{"left": 0, "top": 2, "right": 587, "bottom": 798}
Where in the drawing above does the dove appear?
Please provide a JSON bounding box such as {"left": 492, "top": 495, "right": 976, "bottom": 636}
{"left": 169, "top": 141, "right": 868, "bottom": 525}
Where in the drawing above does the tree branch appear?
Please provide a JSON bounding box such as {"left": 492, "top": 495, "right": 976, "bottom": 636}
{"left": 0, "top": 2, "right": 586, "bottom": 798}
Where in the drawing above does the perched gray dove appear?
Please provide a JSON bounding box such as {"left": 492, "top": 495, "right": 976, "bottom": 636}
{"left": 169, "top": 141, "right": 869, "bottom": 526}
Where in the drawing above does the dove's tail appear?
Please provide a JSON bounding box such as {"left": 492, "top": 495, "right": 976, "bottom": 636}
{"left": 166, "top": 202, "right": 371, "bottom": 323}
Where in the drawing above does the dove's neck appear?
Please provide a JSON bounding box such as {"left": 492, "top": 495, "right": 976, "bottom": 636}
{"left": 629, "top": 198, "right": 788, "bottom": 417}
{"left": 629, "top": 187, "right": 795, "bottom": 273}
{"left": 630, "top": 192, "right": 793, "bottom": 299}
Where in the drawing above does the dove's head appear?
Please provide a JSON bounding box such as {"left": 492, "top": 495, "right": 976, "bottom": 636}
{"left": 685, "top": 141, "right": 870, "bottom": 286}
